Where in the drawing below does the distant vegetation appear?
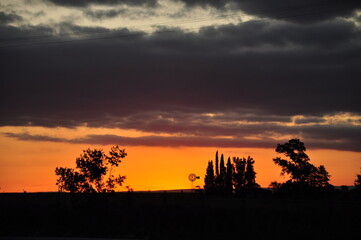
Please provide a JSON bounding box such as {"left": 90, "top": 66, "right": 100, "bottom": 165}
{"left": 53, "top": 139, "right": 360, "bottom": 196}
{"left": 55, "top": 145, "right": 127, "bottom": 193}
{"left": 204, "top": 138, "right": 337, "bottom": 196}
{"left": 204, "top": 151, "right": 259, "bottom": 194}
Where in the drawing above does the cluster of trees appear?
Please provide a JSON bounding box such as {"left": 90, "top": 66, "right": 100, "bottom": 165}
{"left": 55, "top": 145, "right": 127, "bottom": 193}
{"left": 204, "top": 138, "right": 336, "bottom": 195}
{"left": 55, "top": 139, "right": 360, "bottom": 195}
{"left": 204, "top": 151, "right": 259, "bottom": 194}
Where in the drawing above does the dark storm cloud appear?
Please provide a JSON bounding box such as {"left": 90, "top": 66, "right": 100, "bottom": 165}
{"left": 300, "top": 125, "right": 361, "bottom": 142}
{"left": 1, "top": 5, "right": 360, "bottom": 151}
{"left": 199, "top": 19, "right": 357, "bottom": 49}
{"left": 4, "top": 131, "right": 361, "bottom": 152}
{"left": 2, "top": 132, "right": 275, "bottom": 148}
{"left": 294, "top": 117, "right": 325, "bottom": 124}
{"left": 83, "top": 7, "right": 158, "bottom": 20}
{"left": 71, "top": 135, "right": 276, "bottom": 148}
{"left": 1, "top": 19, "right": 360, "bottom": 118}
{"left": 179, "top": 0, "right": 361, "bottom": 23}
{"left": 0, "top": 11, "right": 22, "bottom": 25}
{"left": 177, "top": 0, "right": 229, "bottom": 9}
{"left": 3, "top": 132, "right": 65, "bottom": 142}
{"left": 1, "top": 19, "right": 360, "bottom": 112}
{"left": 46, "top": 0, "right": 158, "bottom": 8}
{"left": 84, "top": 9, "right": 128, "bottom": 20}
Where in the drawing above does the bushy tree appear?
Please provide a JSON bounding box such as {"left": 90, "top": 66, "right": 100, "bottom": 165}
{"left": 273, "top": 138, "right": 314, "bottom": 183}
{"left": 245, "top": 156, "right": 259, "bottom": 188}
{"left": 310, "top": 165, "right": 331, "bottom": 188}
{"left": 269, "top": 181, "right": 282, "bottom": 190}
{"left": 233, "top": 157, "right": 246, "bottom": 193}
{"left": 272, "top": 138, "right": 331, "bottom": 189}
{"left": 55, "top": 145, "right": 127, "bottom": 193}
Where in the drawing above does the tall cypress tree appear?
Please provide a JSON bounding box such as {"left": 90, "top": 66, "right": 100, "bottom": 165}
{"left": 204, "top": 160, "right": 216, "bottom": 193}
{"left": 215, "top": 151, "right": 219, "bottom": 191}
{"left": 215, "top": 151, "right": 219, "bottom": 177}
{"left": 219, "top": 154, "right": 226, "bottom": 192}
{"left": 225, "top": 157, "right": 233, "bottom": 194}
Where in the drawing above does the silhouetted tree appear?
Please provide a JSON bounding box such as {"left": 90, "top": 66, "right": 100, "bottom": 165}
{"left": 214, "top": 151, "right": 219, "bottom": 191}
{"left": 310, "top": 165, "right": 331, "bottom": 188}
{"left": 219, "top": 154, "right": 226, "bottom": 192}
{"left": 273, "top": 138, "right": 332, "bottom": 189}
{"left": 269, "top": 181, "right": 282, "bottom": 190}
{"left": 355, "top": 168, "right": 361, "bottom": 190}
{"left": 245, "top": 156, "right": 259, "bottom": 188}
{"left": 233, "top": 157, "right": 246, "bottom": 194}
{"left": 204, "top": 161, "right": 216, "bottom": 193}
{"left": 225, "top": 157, "right": 233, "bottom": 194}
{"left": 273, "top": 139, "right": 313, "bottom": 184}
{"left": 205, "top": 152, "right": 260, "bottom": 195}
{"left": 215, "top": 151, "right": 219, "bottom": 178}
{"left": 55, "top": 145, "right": 127, "bottom": 193}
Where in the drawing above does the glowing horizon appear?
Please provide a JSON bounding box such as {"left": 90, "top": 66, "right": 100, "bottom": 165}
{"left": 1, "top": 133, "right": 359, "bottom": 193}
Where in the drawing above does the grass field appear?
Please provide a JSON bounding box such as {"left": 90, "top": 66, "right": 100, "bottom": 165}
{"left": 1, "top": 191, "right": 360, "bottom": 239}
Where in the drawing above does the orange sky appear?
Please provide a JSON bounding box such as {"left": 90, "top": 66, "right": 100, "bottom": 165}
{"left": 1, "top": 131, "right": 360, "bottom": 192}
{"left": 1, "top": 1, "right": 360, "bottom": 193}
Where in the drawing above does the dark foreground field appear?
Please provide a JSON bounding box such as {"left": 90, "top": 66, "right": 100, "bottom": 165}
{"left": 1, "top": 191, "right": 360, "bottom": 240}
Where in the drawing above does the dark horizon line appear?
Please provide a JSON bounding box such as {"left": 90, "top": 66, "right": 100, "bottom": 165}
{"left": 1, "top": 185, "right": 356, "bottom": 194}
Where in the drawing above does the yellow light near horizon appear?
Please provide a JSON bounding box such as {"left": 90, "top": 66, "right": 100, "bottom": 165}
{"left": 1, "top": 132, "right": 360, "bottom": 192}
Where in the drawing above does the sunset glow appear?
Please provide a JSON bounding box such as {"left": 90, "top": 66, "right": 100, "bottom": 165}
{"left": 1, "top": 128, "right": 359, "bottom": 192}
{"left": 1, "top": 0, "right": 360, "bottom": 192}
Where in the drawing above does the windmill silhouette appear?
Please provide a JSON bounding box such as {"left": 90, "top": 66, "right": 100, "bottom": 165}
{"left": 188, "top": 173, "right": 200, "bottom": 189}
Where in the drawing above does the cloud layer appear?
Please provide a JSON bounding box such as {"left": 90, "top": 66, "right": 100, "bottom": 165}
{"left": 0, "top": 0, "right": 360, "bottom": 151}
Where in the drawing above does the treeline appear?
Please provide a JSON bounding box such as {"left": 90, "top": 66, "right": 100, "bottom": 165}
{"left": 204, "top": 151, "right": 259, "bottom": 194}
{"left": 203, "top": 138, "right": 348, "bottom": 196}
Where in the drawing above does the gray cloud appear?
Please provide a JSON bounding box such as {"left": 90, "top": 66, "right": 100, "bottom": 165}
{"left": 2, "top": 132, "right": 276, "bottom": 148}
{"left": 84, "top": 9, "right": 128, "bottom": 20}
{"left": 4, "top": 131, "right": 360, "bottom": 152}
{"left": 293, "top": 117, "right": 325, "bottom": 124}
{"left": 179, "top": 0, "right": 361, "bottom": 23}
{"left": 1, "top": 19, "right": 359, "bottom": 115}
{"left": 83, "top": 7, "right": 158, "bottom": 20}
{"left": 0, "top": 4, "right": 360, "bottom": 152}
{"left": 0, "top": 11, "right": 22, "bottom": 25}
{"left": 3, "top": 132, "right": 65, "bottom": 142}
{"left": 46, "top": 0, "right": 158, "bottom": 8}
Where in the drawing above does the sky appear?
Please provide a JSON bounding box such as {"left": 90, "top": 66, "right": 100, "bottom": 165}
{"left": 0, "top": 0, "right": 360, "bottom": 192}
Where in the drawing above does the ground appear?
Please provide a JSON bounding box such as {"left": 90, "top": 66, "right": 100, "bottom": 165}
{"left": 1, "top": 191, "right": 360, "bottom": 239}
